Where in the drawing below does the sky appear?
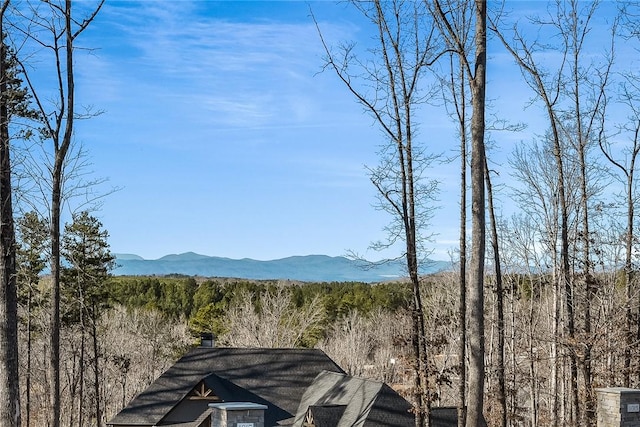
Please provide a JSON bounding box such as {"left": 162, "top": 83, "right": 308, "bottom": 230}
{"left": 15, "top": 1, "right": 631, "bottom": 262}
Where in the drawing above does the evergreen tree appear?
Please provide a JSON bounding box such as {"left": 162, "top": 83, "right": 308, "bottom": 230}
{"left": 16, "top": 211, "right": 48, "bottom": 427}
{"left": 61, "top": 212, "right": 114, "bottom": 322}
{"left": 61, "top": 211, "right": 114, "bottom": 427}
{"left": 0, "top": 11, "right": 41, "bottom": 425}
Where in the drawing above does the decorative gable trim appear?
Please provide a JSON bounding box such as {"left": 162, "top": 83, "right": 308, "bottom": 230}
{"left": 188, "top": 379, "right": 220, "bottom": 401}
{"left": 303, "top": 408, "right": 315, "bottom": 426}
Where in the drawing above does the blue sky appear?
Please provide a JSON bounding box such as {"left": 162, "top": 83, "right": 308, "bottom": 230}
{"left": 73, "top": 1, "right": 406, "bottom": 261}
{"left": 30, "top": 0, "right": 627, "bottom": 262}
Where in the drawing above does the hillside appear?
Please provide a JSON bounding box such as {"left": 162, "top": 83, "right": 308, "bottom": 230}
{"left": 112, "top": 252, "right": 450, "bottom": 283}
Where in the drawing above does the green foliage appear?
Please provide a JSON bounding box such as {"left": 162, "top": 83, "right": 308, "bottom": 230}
{"left": 189, "top": 302, "right": 228, "bottom": 337}
{"left": 105, "top": 276, "right": 412, "bottom": 345}
{"left": 16, "top": 211, "right": 48, "bottom": 302}
{"left": 15, "top": 211, "right": 49, "bottom": 329}
{"left": 2, "top": 37, "right": 40, "bottom": 124}
{"left": 108, "top": 276, "right": 203, "bottom": 319}
{"left": 60, "top": 211, "right": 115, "bottom": 325}
{"left": 297, "top": 281, "right": 411, "bottom": 322}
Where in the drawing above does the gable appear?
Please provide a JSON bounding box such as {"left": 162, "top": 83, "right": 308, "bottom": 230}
{"left": 363, "top": 384, "right": 413, "bottom": 426}
{"left": 108, "top": 347, "right": 345, "bottom": 427}
{"left": 303, "top": 405, "right": 347, "bottom": 427}
{"left": 293, "top": 371, "right": 414, "bottom": 427}
{"left": 160, "top": 378, "right": 222, "bottom": 425}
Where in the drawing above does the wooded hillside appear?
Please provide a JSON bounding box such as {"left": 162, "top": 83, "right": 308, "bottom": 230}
{"left": 16, "top": 268, "right": 636, "bottom": 427}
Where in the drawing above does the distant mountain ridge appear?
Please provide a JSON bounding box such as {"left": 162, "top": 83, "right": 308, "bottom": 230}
{"left": 112, "top": 252, "right": 450, "bottom": 283}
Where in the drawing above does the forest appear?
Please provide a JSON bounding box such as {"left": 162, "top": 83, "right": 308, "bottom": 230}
{"left": 0, "top": 1, "right": 639, "bottom": 427}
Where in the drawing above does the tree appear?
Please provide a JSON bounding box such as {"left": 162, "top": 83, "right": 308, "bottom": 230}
{"left": 492, "top": 3, "right": 617, "bottom": 423}
{"left": 16, "top": 211, "right": 48, "bottom": 427}
{"left": 464, "top": 5, "right": 486, "bottom": 426}
{"left": 492, "top": 16, "right": 575, "bottom": 427}
{"left": 0, "top": 2, "right": 42, "bottom": 424}
{"left": 599, "top": 71, "right": 640, "bottom": 387}
{"left": 432, "top": 1, "right": 487, "bottom": 425}
{"left": 313, "top": 2, "right": 442, "bottom": 423}
{"left": 484, "top": 157, "right": 506, "bottom": 427}
{"left": 436, "top": 10, "right": 472, "bottom": 427}
{"left": 14, "top": 2, "right": 104, "bottom": 424}
{"left": 0, "top": 2, "right": 19, "bottom": 425}
{"left": 61, "top": 211, "right": 114, "bottom": 427}
{"left": 220, "top": 285, "right": 324, "bottom": 348}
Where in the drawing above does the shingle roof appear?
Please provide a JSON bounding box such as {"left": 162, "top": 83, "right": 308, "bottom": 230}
{"left": 158, "top": 408, "right": 212, "bottom": 427}
{"left": 108, "top": 347, "right": 345, "bottom": 427}
{"left": 306, "top": 405, "right": 347, "bottom": 426}
{"left": 292, "top": 371, "right": 414, "bottom": 427}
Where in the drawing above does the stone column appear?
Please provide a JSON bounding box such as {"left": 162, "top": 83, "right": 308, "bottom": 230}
{"left": 209, "top": 402, "right": 268, "bottom": 427}
{"left": 596, "top": 387, "right": 640, "bottom": 427}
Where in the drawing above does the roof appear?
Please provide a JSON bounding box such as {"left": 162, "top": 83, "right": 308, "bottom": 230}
{"left": 293, "top": 371, "right": 414, "bottom": 427}
{"left": 108, "top": 347, "right": 345, "bottom": 427}
{"left": 157, "top": 408, "right": 212, "bottom": 427}
{"left": 306, "top": 405, "right": 347, "bottom": 427}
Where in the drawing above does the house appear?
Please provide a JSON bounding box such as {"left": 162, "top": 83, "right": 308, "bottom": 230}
{"left": 292, "top": 371, "right": 414, "bottom": 426}
{"left": 107, "top": 344, "right": 416, "bottom": 427}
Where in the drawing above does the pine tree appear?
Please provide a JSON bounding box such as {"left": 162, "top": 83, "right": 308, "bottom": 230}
{"left": 61, "top": 211, "right": 114, "bottom": 427}
{"left": 16, "top": 211, "right": 48, "bottom": 427}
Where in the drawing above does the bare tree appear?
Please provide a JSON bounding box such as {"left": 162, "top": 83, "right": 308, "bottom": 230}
{"left": 492, "top": 3, "right": 617, "bottom": 423}
{"left": 484, "top": 158, "right": 506, "bottom": 427}
{"left": 438, "top": 20, "right": 472, "bottom": 426}
{"left": 599, "top": 17, "right": 640, "bottom": 384}
{"left": 432, "top": 1, "right": 487, "bottom": 425}
{"left": 492, "top": 15, "right": 575, "bottom": 427}
{"left": 220, "top": 285, "right": 324, "bottom": 348}
{"left": 313, "top": 1, "right": 443, "bottom": 424}
{"left": 320, "top": 309, "right": 412, "bottom": 383}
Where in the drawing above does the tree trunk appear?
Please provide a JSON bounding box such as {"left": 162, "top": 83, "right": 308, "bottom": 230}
{"left": 625, "top": 164, "right": 634, "bottom": 387}
{"left": 50, "top": 3, "right": 76, "bottom": 426}
{"left": 26, "top": 289, "right": 32, "bottom": 427}
{"left": 484, "top": 158, "right": 506, "bottom": 427}
{"left": 457, "top": 66, "right": 467, "bottom": 427}
{"left": 79, "top": 322, "right": 86, "bottom": 427}
{"left": 0, "top": 2, "right": 21, "bottom": 424}
{"left": 50, "top": 162, "right": 62, "bottom": 427}
{"left": 93, "top": 303, "right": 102, "bottom": 427}
{"left": 466, "top": 1, "right": 487, "bottom": 426}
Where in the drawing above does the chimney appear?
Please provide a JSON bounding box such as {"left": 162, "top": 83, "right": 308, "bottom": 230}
{"left": 200, "top": 332, "right": 215, "bottom": 348}
{"left": 209, "top": 402, "right": 267, "bottom": 427}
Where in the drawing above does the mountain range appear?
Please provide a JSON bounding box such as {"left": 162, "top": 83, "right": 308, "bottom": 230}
{"left": 112, "top": 252, "right": 451, "bottom": 283}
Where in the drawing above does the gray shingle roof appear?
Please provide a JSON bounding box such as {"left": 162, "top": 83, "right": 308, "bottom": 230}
{"left": 306, "top": 405, "right": 347, "bottom": 426}
{"left": 108, "top": 347, "right": 344, "bottom": 427}
{"left": 292, "top": 371, "right": 414, "bottom": 427}
{"left": 158, "top": 408, "right": 212, "bottom": 427}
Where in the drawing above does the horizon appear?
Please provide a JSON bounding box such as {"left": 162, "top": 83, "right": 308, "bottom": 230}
{"left": 112, "top": 251, "right": 449, "bottom": 263}
{"left": 17, "top": 1, "right": 626, "bottom": 264}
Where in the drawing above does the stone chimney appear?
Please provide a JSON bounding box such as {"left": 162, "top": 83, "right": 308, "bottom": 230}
{"left": 596, "top": 387, "right": 640, "bottom": 427}
{"left": 209, "top": 402, "right": 267, "bottom": 427}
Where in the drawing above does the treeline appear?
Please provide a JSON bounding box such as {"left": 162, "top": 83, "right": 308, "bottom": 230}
{"left": 106, "top": 276, "right": 412, "bottom": 344}
{"left": 14, "top": 204, "right": 417, "bottom": 427}
{"left": 17, "top": 266, "right": 419, "bottom": 426}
